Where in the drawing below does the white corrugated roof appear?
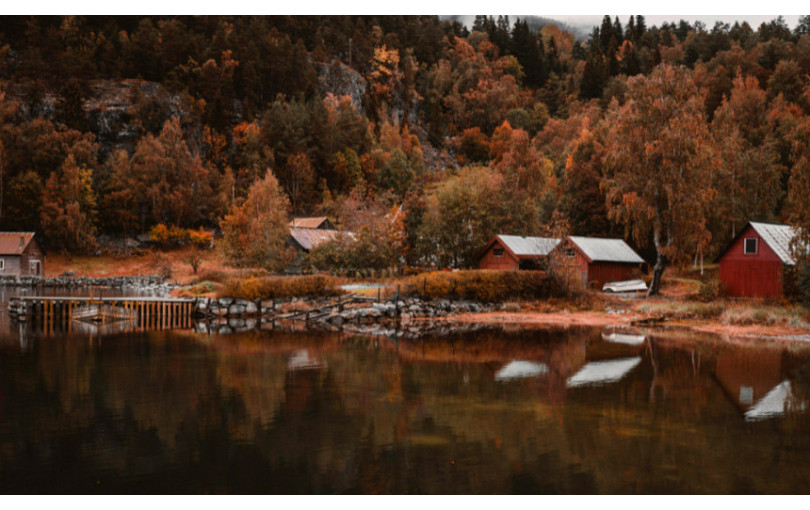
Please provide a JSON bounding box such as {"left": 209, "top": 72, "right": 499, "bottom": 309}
{"left": 568, "top": 236, "right": 645, "bottom": 264}
{"left": 497, "top": 235, "right": 560, "bottom": 257}
{"left": 749, "top": 222, "right": 797, "bottom": 265}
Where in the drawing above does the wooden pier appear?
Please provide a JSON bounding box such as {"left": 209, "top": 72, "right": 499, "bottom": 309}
{"left": 7, "top": 295, "right": 198, "bottom": 333}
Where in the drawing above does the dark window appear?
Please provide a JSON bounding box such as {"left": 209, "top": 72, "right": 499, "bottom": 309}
{"left": 565, "top": 249, "right": 575, "bottom": 258}
{"left": 0, "top": 259, "right": 4, "bottom": 270}
{"left": 744, "top": 238, "right": 758, "bottom": 255}
{"left": 494, "top": 248, "right": 504, "bottom": 257}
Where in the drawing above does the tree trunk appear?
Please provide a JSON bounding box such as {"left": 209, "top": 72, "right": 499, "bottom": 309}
{"left": 648, "top": 250, "right": 667, "bottom": 296}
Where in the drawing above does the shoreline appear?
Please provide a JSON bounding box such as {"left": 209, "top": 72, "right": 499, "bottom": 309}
{"left": 434, "top": 310, "right": 810, "bottom": 344}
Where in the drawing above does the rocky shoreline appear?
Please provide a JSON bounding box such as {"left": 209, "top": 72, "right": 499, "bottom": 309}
{"left": 0, "top": 275, "right": 177, "bottom": 294}
{"left": 194, "top": 295, "right": 498, "bottom": 325}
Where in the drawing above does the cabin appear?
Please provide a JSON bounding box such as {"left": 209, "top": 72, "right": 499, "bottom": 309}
{"left": 716, "top": 222, "right": 796, "bottom": 298}
{"left": 288, "top": 217, "right": 334, "bottom": 230}
{"left": 477, "top": 235, "right": 560, "bottom": 270}
{"left": 0, "top": 232, "right": 45, "bottom": 277}
{"left": 287, "top": 224, "right": 354, "bottom": 274}
{"left": 553, "top": 236, "right": 645, "bottom": 289}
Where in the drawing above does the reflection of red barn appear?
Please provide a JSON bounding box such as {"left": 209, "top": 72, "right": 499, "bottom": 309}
{"left": 553, "top": 236, "right": 645, "bottom": 289}
{"left": 716, "top": 222, "right": 796, "bottom": 298}
{"left": 477, "top": 235, "right": 560, "bottom": 270}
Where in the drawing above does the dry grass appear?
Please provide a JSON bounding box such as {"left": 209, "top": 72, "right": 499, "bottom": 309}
{"left": 635, "top": 299, "right": 810, "bottom": 328}
{"left": 219, "top": 275, "right": 347, "bottom": 300}
{"left": 400, "top": 270, "right": 559, "bottom": 302}
{"left": 45, "top": 245, "right": 236, "bottom": 283}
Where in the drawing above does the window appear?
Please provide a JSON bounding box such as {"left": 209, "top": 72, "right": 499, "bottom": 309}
{"left": 744, "top": 238, "right": 758, "bottom": 255}
{"left": 493, "top": 248, "right": 504, "bottom": 257}
{"left": 565, "top": 249, "right": 575, "bottom": 258}
{"left": 0, "top": 259, "right": 4, "bottom": 270}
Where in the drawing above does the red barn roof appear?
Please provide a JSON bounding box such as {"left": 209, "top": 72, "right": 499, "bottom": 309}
{"left": 0, "top": 232, "right": 36, "bottom": 255}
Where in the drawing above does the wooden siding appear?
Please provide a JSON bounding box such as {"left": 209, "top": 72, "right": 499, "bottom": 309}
{"left": 719, "top": 225, "right": 786, "bottom": 298}
{"left": 554, "top": 239, "right": 640, "bottom": 289}
{"left": 0, "top": 238, "right": 44, "bottom": 277}
{"left": 478, "top": 239, "right": 520, "bottom": 270}
{"left": 587, "top": 262, "right": 637, "bottom": 289}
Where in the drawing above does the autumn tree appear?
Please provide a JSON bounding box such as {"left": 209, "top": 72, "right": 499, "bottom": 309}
{"left": 128, "top": 117, "right": 213, "bottom": 230}
{"left": 40, "top": 154, "right": 98, "bottom": 253}
{"left": 307, "top": 188, "right": 404, "bottom": 271}
{"left": 278, "top": 152, "right": 316, "bottom": 213}
{"left": 416, "top": 166, "right": 507, "bottom": 268}
{"left": 711, "top": 74, "right": 784, "bottom": 242}
{"left": 602, "top": 64, "right": 718, "bottom": 295}
{"left": 220, "top": 169, "right": 291, "bottom": 271}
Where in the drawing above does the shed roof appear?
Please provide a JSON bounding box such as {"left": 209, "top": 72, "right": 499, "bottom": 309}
{"left": 289, "top": 217, "right": 330, "bottom": 229}
{"left": 749, "top": 222, "right": 796, "bottom": 265}
{"left": 498, "top": 235, "right": 560, "bottom": 257}
{"left": 478, "top": 235, "right": 560, "bottom": 261}
{"left": 0, "top": 232, "right": 36, "bottom": 255}
{"left": 567, "top": 236, "right": 645, "bottom": 264}
{"left": 289, "top": 228, "right": 356, "bottom": 251}
{"left": 715, "top": 222, "right": 799, "bottom": 265}
{"left": 289, "top": 228, "right": 339, "bottom": 251}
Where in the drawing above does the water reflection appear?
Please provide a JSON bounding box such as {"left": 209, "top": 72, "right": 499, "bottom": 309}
{"left": 2, "top": 321, "right": 810, "bottom": 493}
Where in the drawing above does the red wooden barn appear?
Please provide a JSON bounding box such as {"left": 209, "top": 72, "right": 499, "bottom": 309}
{"left": 554, "top": 236, "right": 645, "bottom": 289}
{"left": 716, "top": 222, "right": 796, "bottom": 298}
{"left": 477, "top": 235, "right": 560, "bottom": 270}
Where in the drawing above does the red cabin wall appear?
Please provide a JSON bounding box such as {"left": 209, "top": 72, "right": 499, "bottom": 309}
{"left": 586, "top": 262, "right": 637, "bottom": 289}
{"left": 478, "top": 240, "right": 519, "bottom": 270}
{"left": 555, "top": 239, "right": 639, "bottom": 288}
{"left": 719, "top": 226, "right": 785, "bottom": 298}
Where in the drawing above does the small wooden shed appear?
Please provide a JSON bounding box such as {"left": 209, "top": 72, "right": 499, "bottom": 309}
{"left": 554, "top": 236, "right": 645, "bottom": 289}
{"left": 716, "top": 222, "right": 796, "bottom": 298}
{"left": 0, "top": 232, "right": 45, "bottom": 277}
{"left": 477, "top": 235, "right": 560, "bottom": 270}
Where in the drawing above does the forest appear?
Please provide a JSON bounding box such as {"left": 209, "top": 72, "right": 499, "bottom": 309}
{"left": 3, "top": 15, "right": 810, "bottom": 284}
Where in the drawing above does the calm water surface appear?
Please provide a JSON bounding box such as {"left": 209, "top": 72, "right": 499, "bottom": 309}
{"left": 2, "top": 304, "right": 810, "bottom": 493}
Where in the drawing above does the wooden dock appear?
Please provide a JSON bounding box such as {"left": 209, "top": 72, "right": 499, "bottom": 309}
{"left": 7, "top": 295, "right": 198, "bottom": 333}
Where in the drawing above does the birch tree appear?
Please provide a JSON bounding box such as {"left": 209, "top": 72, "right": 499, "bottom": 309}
{"left": 602, "top": 65, "right": 719, "bottom": 295}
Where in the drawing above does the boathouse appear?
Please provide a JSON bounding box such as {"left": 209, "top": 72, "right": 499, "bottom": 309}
{"left": 716, "top": 222, "right": 797, "bottom": 298}
{"left": 553, "top": 236, "right": 645, "bottom": 289}
{"left": 0, "top": 232, "right": 44, "bottom": 277}
{"left": 477, "top": 235, "right": 560, "bottom": 270}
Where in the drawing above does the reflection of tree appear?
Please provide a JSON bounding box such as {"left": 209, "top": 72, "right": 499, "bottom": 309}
{"left": 6, "top": 326, "right": 810, "bottom": 493}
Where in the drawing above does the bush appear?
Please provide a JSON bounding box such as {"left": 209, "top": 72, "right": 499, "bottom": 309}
{"left": 401, "top": 270, "right": 560, "bottom": 302}
{"left": 149, "top": 223, "right": 213, "bottom": 249}
{"left": 219, "top": 275, "right": 346, "bottom": 300}
{"left": 697, "top": 279, "right": 726, "bottom": 301}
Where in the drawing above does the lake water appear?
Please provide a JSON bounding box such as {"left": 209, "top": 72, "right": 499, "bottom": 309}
{"left": 2, "top": 298, "right": 810, "bottom": 493}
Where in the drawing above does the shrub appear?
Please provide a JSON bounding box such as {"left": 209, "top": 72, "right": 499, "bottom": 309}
{"left": 697, "top": 279, "right": 726, "bottom": 301}
{"left": 150, "top": 223, "right": 213, "bottom": 249}
{"left": 151, "top": 252, "right": 173, "bottom": 280}
{"left": 219, "top": 275, "right": 346, "bottom": 300}
{"left": 401, "top": 270, "right": 560, "bottom": 302}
